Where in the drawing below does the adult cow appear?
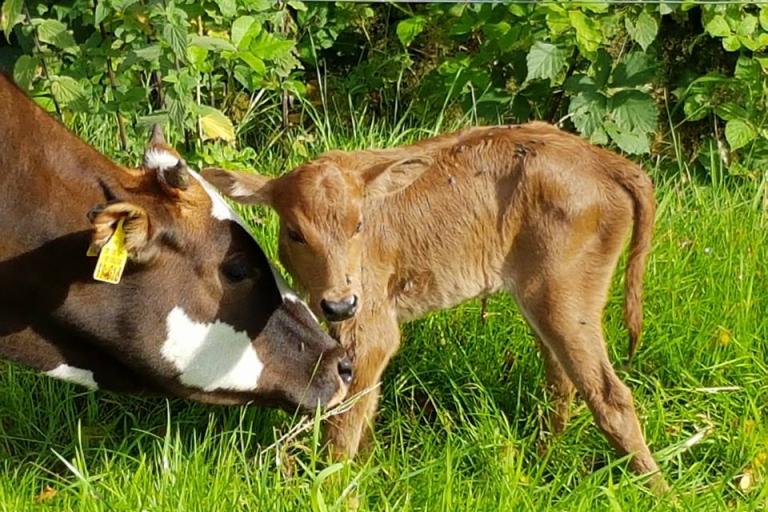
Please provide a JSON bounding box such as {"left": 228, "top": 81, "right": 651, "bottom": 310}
{"left": 204, "top": 123, "right": 668, "bottom": 492}
{"left": 0, "top": 74, "right": 352, "bottom": 411}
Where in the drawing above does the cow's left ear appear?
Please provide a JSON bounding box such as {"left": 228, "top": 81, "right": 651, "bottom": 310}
{"left": 87, "top": 202, "right": 156, "bottom": 263}
{"left": 142, "top": 124, "right": 190, "bottom": 196}
{"left": 363, "top": 156, "right": 432, "bottom": 199}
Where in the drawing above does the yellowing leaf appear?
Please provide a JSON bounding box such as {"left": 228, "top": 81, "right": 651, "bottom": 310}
{"left": 199, "top": 105, "right": 235, "bottom": 142}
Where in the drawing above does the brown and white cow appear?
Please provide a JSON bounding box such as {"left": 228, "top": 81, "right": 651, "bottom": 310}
{"left": 204, "top": 123, "right": 668, "bottom": 490}
{"left": 0, "top": 74, "right": 352, "bottom": 411}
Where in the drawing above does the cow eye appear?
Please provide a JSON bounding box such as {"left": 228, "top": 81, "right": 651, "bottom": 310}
{"left": 287, "top": 228, "right": 305, "bottom": 244}
{"left": 355, "top": 221, "right": 363, "bottom": 234}
{"left": 221, "top": 257, "right": 249, "bottom": 283}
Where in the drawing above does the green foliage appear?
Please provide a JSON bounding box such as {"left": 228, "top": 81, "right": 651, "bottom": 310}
{"left": 0, "top": 1, "right": 767, "bottom": 179}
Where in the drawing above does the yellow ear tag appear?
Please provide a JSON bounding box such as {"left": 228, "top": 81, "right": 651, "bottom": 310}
{"left": 92, "top": 219, "right": 128, "bottom": 284}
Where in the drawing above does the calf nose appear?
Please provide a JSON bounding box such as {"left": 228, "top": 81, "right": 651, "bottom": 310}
{"left": 337, "top": 356, "right": 354, "bottom": 385}
{"left": 320, "top": 295, "right": 358, "bottom": 322}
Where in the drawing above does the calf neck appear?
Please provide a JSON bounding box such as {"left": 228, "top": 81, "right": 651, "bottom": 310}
{"left": 204, "top": 123, "right": 665, "bottom": 490}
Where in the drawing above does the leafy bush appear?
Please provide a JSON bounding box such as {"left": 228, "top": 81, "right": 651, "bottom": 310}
{"left": 1, "top": 1, "right": 766, "bottom": 179}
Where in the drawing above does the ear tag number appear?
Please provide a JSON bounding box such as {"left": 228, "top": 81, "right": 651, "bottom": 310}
{"left": 93, "top": 219, "right": 128, "bottom": 284}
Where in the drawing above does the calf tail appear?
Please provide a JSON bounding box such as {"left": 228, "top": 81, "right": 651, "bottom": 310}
{"left": 614, "top": 163, "right": 656, "bottom": 363}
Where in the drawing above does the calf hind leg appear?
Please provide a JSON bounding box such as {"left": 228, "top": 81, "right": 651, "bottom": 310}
{"left": 521, "top": 288, "right": 667, "bottom": 492}
{"left": 537, "top": 336, "right": 575, "bottom": 435}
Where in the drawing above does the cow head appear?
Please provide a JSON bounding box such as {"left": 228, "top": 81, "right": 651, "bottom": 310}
{"left": 83, "top": 127, "right": 352, "bottom": 410}
{"left": 202, "top": 153, "right": 430, "bottom": 322}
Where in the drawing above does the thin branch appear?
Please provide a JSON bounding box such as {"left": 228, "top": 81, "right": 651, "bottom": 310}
{"left": 98, "top": 21, "right": 128, "bottom": 151}
{"left": 23, "top": 3, "right": 61, "bottom": 117}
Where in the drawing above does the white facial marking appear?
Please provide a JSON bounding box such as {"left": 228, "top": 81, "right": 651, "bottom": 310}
{"left": 189, "top": 169, "right": 237, "bottom": 222}
{"left": 161, "top": 306, "right": 264, "bottom": 392}
{"left": 45, "top": 364, "right": 98, "bottom": 390}
{"left": 144, "top": 148, "right": 180, "bottom": 171}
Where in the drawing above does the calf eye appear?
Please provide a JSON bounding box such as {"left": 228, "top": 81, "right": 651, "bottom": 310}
{"left": 287, "top": 228, "right": 305, "bottom": 244}
{"left": 221, "top": 257, "right": 249, "bottom": 283}
{"left": 355, "top": 221, "right": 363, "bottom": 234}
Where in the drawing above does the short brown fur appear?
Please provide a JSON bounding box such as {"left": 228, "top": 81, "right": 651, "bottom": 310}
{"left": 204, "top": 122, "right": 665, "bottom": 490}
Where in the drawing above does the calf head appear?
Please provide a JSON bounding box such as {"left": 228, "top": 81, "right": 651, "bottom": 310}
{"left": 203, "top": 153, "right": 430, "bottom": 322}
{"left": 82, "top": 127, "right": 352, "bottom": 410}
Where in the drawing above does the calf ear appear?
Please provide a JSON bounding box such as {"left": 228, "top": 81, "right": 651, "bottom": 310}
{"left": 201, "top": 167, "right": 274, "bottom": 205}
{"left": 87, "top": 202, "right": 155, "bottom": 262}
{"left": 363, "top": 156, "right": 432, "bottom": 199}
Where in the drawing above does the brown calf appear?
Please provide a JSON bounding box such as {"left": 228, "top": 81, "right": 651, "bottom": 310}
{"left": 204, "top": 122, "right": 665, "bottom": 489}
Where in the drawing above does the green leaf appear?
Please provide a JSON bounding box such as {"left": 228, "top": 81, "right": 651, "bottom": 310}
{"left": 94, "top": 1, "right": 108, "bottom": 26}
{"left": 545, "top": 5, "right": 570, "bottom": 35}
{"left": 249, "top": 31, "right": 293, "bottom": 60}
{"left": 49, "top": 75, "right": 85, "bottom": 105}
{"left": 736, "top": 14, "right": 757, "bottom": 37}
{"left": 568, "top": 10, "right": 601, "bottom": 55}
{"left": 238, "top": 51, "right": 266, "bottom": 75}
{"left": 232, "top": 16, "right": 257, "bottom": 48}
{"left": 725, "top": 119, "right": 756, "bottom": 151}
{"left": 162, "top": 10, "right": 188, "bottom": 62}
{"left": 526, "top": 41, "right": 568, "bottom": 82}
{"left": 36, "top": 19, "right": 78, "bottom": 54}
{"left": 760, "top": 6, "right": 768, "bottom": 31}
{"left": 593, "top": 48, "right": 612, "bottom": 88}
{"left": 199, "top": 105, "right": 236, "bottom": 142}
{"left": 609, "top": 90, "right": 657, "bottom": 134}
{"left": 569, "top": 90, "right": 608, "bottom": 144}
{"left": 396, "top": 16, "right": 426, "bottom": 47}
{"left": 187, "top": 45, "right": 209, "bottom": 70}
{"left": 13, "top": 55, "right": 37, "bottom": 90}
{"left": 483, "top": 21, "right": 510, "bottom": 40}
{"left": 612, "top": 51, "right": 655, "bottom": 87}
{"left": 189, "top": 34, "right": 236, "bottom": 53}
{"left": 714, "top": 102, "right": 749, "bottom": 122}
{"left": 704, "top": 14, "right": 731, "bottom": 37}
{"left": 565, "top": 74, "right": 597, "bottom": 93}
{"left": 722, "top": 35, "right": 741, "bottom": 52}
{"left": 626, "top": 10, "right": 658, "bottom": 51}
{"left": 604, "top": 121, "right": 650, "bottom": 154}
{"left": 133, "top": 45, "right": 162, "bottom": 62}
{"left": 214, "top": 0, "right": 237, "bottom": 18}
{"left": 1, "top": 0, "right": 24, "bottom": 41}
{"left": 734, "top": 56, "right": 760, "bottom": 83}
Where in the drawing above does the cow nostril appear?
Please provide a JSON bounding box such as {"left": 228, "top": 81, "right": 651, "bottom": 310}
{"left": 337, "top": 357, "right": 353, "bottom": 385}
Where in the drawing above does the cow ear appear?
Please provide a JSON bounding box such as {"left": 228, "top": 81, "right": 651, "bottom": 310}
{"left": 87, "top": 202, "right": 156, "bottom": 263}
{"left": 363, "top": 156, "right": 431, "bottom": 199}
{"left": 201, "top": 167, "right": 274, "bottom": 205}
{"left": 143, "top": 125, "right": 190, "bottom": 196}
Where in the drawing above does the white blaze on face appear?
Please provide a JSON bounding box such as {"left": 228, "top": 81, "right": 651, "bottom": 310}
{"left": 189, "top": 169, "right": 239, "bottom": 222}
{"left": 45, "top": 364, "right": 98, "bottom": 390}
{"left": 161, "top": 306, "right": 264, "bottom": 392}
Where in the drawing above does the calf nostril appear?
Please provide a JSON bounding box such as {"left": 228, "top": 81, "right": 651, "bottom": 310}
{"left": 337, "top": 357, "right": 353, "bottom": 385}
{"left": 320, "top": 299, "right": 333, "bottom": 316}
{"left": 320, "top": 296, "right": 359, "bottom": 321}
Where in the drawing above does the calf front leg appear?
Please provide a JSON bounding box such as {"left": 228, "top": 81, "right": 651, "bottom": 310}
{"left": 325, "top": 309, "right": 400, "bottom": 459}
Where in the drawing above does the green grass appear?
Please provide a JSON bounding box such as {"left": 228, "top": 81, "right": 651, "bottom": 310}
{"left": 1, "top": 118, "right": 766, "bottom": 511}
